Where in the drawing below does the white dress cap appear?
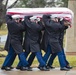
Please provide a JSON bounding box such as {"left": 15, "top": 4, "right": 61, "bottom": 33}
{"left": 12, "top": 15, "right": 21, "bottom": 19}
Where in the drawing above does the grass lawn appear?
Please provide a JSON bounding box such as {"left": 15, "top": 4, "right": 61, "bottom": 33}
{"left": 0, "top": 30, "right": 8, "bottom": 35}
{"left": 0, "top": 51, "right": 76, "bottom": 69}
{"left": 0, "top": 24, "right": 8, "bottom": 35}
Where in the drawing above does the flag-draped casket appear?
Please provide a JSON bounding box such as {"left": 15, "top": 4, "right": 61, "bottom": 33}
{"left": 7, "top": 7, "right": 74, "bottom": 23}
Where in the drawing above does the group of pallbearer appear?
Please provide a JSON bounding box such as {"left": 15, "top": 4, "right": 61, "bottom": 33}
{"left": 1, "top": 14, "right": 73, "bottom": 71}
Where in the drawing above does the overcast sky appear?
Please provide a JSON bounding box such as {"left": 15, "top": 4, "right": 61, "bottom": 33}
{"left": 8, "top": 0, "right": 16, "bottom": 6}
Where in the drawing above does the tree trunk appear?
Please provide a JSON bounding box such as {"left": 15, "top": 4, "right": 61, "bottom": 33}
{"left": 0, "top": 0, "right": 18, "bottom": 28}
{"left": 0, "top": 0, "right": 6, "bottom": 28}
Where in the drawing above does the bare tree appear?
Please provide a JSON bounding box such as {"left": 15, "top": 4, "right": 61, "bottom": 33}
{"left": 0, "top": 0, "right": 18, "bottom": 28}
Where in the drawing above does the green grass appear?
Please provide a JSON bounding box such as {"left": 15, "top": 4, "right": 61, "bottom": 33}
{"left": 0, "top": 24, "right": 8, "bottom": 35}
{"left": 0, "top": 51, "right": 76, "bottom": 69}
{"left": 0, "top": 30, "right": 8, "bottom": 35}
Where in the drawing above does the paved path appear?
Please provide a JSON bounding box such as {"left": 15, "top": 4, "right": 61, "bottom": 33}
{"left": 0, "top": 68, "right": 76, "bottom": 75}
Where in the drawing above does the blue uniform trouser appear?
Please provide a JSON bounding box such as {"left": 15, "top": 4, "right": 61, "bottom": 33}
{"left": 2, "top": 45, "right": 16, "bottom": 67}
{"left": 17, "top": 52, "right": 35, "bottom": 67}
{"left": 28, "top": 53, "right": 35, "bottom": 66}
{"left": 17, "top": 52, "right": 45, "bottom": 67}
{"left": 2, "top": 45, "right": 29, "bottom": 67}
{"left": 61, "top": 49, "right": 69, "bottom": 65}
{"left": 42, "top": 45, "right": 57, "bottom": 66}
{"left": 35, "top": 52, "right": 46, "bottom": 67}
{"left": 17, "top": 52, "right": 29, "bottom": 67}
{"left": 43, "top": 44, "right": 67, "bottom": 68}
{"left": 47, "top": 53, "right": 57, "bottom": 66}
{"left": 57, "top": 51, "right": 66, "bottom": 68}
{"left": 47, "top": 51, "right": 66, "bottom": 68}
{"left": 18, "top": 52, "right": 29, "bottom": 67}
{"left": 47, "top": 49, "right": 69, "bottom": 67}
{"left": 43, "top": 45, "right": 51, "bottom": 63}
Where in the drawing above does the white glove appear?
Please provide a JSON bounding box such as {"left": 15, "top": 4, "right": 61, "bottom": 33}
{"left": 60, "top": 17, "right": 63, "bottom": 21}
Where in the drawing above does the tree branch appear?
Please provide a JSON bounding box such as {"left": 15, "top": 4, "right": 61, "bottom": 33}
{"left": 7, "top": 0, "right": 18, "bottom": 9}
{"left": 5, "top": 0, "right": 9, "bottom": 9}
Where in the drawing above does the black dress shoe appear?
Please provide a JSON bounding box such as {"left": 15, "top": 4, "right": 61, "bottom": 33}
{"left": 9, "top": 67, "right": 14, "bottom": 69}
{"left": 1, "top": 67, "right": 11, "bottom": 71}
{"left": 5, "top": 67, "right": 11, "bottom": 71}
{"left": 1, "top": 66, "right": 5, "bottom": 70}
{"left": 16, "top": 66, "right": 21, "bottom": 69}
{"left": 46, "top": 66, "right": 55, "bottom": 69}
{"left": 20, "top": 67, "right": 32, "bottom": 71}
{"left": 60, "top": 67, "right": 70, "bottom": 71}
{"left": 38, "top": 66, "right": 50, "bottom": 71}
{"left": 66, "top": 66, "right": 73, "bottom": 69}
{"left": 27, "top": 67, "right": 32, "bottom": 71}
{"left": 1, "top": 66, "right": 14, "bottom": 70}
